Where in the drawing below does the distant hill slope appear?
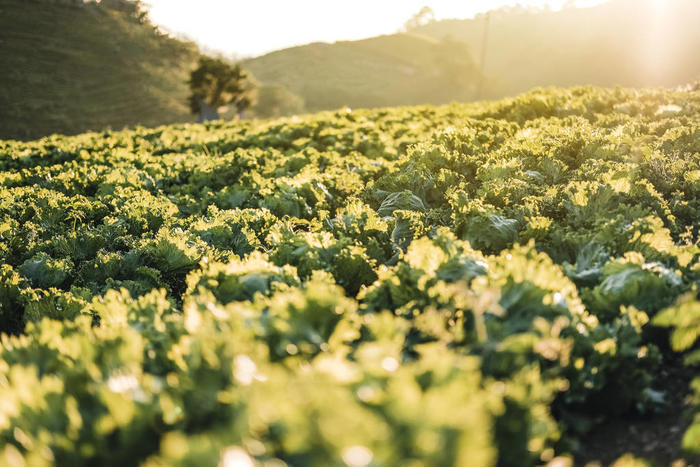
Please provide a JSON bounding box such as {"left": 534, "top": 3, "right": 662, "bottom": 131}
{"left": 243, "top": 0, "right": 700, "bottom": 111}
{"left": 243, "top": 33, "right": 482, "bottom": 112}
{"left": 413, "top": 0, "right": 700, "bottom": 97}
{"left": 0, "top": 0, "right": 198, "bottom": 140}
{"left": 4, "top": 0, "right": 698, "bottom": 140}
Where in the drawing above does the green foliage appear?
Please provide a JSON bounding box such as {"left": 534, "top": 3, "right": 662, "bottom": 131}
{"left": 377, "top": 190, "right": 426, "bottom": 217}
{"left": 654, "top": 294, "right": 700, "bottom": 357}
{"left": 654, "top": 291, "right": 700, "bottom": 456}
{"left": 188, "top": 56, "right": 257, "bottom": 117}
{"left": 18, "top": 253, "right": 74, "bottom": 289}
{"left": 583, "top": 254, "right": 683, "bottom": 322}
{"left": 0, "top": 85, "right": 699, "bottom": 465}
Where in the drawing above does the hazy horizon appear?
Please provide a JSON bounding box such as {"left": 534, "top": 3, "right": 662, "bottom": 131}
{"left": 146, "top": 0, "right": 608, "bottom": 58}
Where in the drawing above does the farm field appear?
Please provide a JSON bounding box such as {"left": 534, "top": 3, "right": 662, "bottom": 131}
{"left": 0, "top": 86, "right": 699, "bottom": 466}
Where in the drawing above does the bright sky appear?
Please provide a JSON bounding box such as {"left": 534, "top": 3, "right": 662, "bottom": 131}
{"left": 146, "top": 0, "right": 607, "bottom": 58}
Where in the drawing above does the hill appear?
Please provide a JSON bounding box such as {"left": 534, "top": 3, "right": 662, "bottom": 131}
{"left": 242, "top": 0, "right": 700, "bottom": 110}
{"left": 413, "top": 0, "right": 700, "bottom": 97}
{"left": 243, "top": 33, "right": 482, "bottom": 112}
{"left": 0, "top": 85, "right": 699, "bottom": 465}
{"left": 0, "top": 0, "right": 198, "bottom": 140}
{"left": 5, "top": 0, "right": 699, "bottom": 140}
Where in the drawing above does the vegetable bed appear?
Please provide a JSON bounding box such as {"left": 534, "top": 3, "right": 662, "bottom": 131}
{"left": 0, "top": 86, "right": 698, "bottom": 466}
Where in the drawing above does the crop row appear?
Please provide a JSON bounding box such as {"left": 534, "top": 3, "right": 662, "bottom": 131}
{"left": 0, "top": 86, "right": 698, "bottom": 465}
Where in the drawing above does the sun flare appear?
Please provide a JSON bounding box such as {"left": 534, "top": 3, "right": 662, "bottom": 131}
{"left": 146, "top": 0, "right": 608, "bottom": 57}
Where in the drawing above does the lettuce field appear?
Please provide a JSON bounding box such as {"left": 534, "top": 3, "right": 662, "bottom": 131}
{"left": 0, "top": 86, "right": 699, "bottom": 466}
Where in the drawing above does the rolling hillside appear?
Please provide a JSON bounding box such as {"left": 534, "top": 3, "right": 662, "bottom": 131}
{"left": 243, "top": 33, "right": 482, "bottom": 112}
{"left": 0, "top": 0, "right": 198, "bottom": 141}
{"left": 4, "top": 0, "right": 699, "bottom": 140}
{"left": 414, "top": 0, "right": 700, "bottom": 97}
{"left": 243, "top": 0, "right": 700, "bottom": 110}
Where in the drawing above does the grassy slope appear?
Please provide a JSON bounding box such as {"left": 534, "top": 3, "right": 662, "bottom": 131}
{"left": 414, "top": 0, "right": 700, "bottom": 97}
{"left": 0, "top": 0, "right": 198, "bottom": 141}
{"left": 243, "top": 33, "right": 481, "bottom": 112}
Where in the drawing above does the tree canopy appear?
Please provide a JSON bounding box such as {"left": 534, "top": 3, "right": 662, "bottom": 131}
{"left": 403, "top": 6, "right": 435, "bottom": 31}
{"left": 187, "top": 56, "right": 257, "bottom": 120}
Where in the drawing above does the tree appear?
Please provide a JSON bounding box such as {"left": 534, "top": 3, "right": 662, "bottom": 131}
{"left": 97, "top": 0, "right": 148, "bottom": 22}
{"left": 187, "top": 56, "right": 257, "bottom": 122}
{"left": 403, "top": 6, "right": 435, "bottom": 32}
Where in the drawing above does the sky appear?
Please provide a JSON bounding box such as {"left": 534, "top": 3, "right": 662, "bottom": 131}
{"left": 145, "top": 0, "right": 608, "bottom": 58}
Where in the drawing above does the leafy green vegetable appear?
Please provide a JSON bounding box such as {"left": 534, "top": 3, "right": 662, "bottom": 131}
{"left": 0, "top": 85, "right": 698, "bottom": 465}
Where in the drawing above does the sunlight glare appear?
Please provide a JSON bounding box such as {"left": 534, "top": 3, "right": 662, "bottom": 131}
{"left": 146, "top": 0, "right": 609, "bottom": 57}
{"left": 642, "top": 0, "right": 673, "bottom": 83}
